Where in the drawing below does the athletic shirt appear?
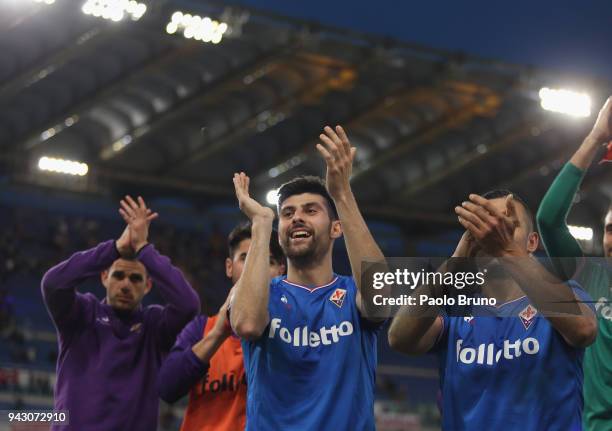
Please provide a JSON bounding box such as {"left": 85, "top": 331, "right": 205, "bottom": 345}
{"left": 537, "top": 162, "right": 612, "bottom": 430}
{"left": 180, "top": 315, "right": 247, "bottom": 431}
{"left": 574, "top": 258, "right": 612, "bottom": 429}
{"left": 434, "top": 282, "right": 593, "bottom": 431}
{"left": 241, "top": 275, "right": 380, "bottom": 431}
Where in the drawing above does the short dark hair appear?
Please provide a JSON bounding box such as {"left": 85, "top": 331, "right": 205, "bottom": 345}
{"left": 276, "top": 176, "right": 338, "bottom": 219}
{"left": 481, "top": 189, "right": 534, "bottom": 232}
{"left": 227, "top": 221, "right": 285, "bottom": 264}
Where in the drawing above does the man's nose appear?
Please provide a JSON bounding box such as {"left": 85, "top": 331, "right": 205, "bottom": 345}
{"left": 291, "top": 212, "right": 305, "bottom": 224}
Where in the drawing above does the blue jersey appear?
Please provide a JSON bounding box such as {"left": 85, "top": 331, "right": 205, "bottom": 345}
{"left": 241, "top": 275, "right": 380, "bottom": 431}
{"left": 435, "top": 282, "right": 593, "bottom": 431}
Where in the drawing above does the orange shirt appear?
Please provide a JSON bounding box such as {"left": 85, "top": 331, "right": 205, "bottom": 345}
{"left": 180, "top": 315, "right": 246, "bottom": 431}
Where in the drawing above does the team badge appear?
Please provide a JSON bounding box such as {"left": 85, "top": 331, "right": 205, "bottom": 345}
{"left": 329, "top": 288, "right": 347, "bottom": 308}
{"left": 519, "top": 304, "right": 537, "bottom": 330}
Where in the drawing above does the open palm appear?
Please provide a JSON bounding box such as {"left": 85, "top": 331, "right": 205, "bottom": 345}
{"left": 233, "top": 172, "right": 274, "bottom": 221}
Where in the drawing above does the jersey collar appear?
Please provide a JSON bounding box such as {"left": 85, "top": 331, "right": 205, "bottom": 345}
{"left": 282, "top": 275, "right": 339, "bottom": 293}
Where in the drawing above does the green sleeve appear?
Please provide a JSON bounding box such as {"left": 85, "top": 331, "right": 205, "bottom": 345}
{"left": 536, "top": 162, "right": 586, "bottom": 278}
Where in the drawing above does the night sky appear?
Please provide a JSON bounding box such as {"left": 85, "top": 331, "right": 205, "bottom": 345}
{"left": 229, "top": 0, "right": 612, "bottom": 80}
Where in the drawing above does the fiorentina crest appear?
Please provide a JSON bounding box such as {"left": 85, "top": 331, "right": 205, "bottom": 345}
{"left": 519, "top": 304, "right": 538, "bottom": 330}
{"left": 329, "top": 288, "right": 347, "bottom": 308}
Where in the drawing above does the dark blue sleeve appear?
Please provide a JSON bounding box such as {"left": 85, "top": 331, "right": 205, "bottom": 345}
{"left": 429, "top": 315, "right": 450, "bottom": 354}
{"left": 345, "top": 275, "right": 387, "bottom": 330}
{"left": 158, "top": 315, "right": 209, "bottom": 403}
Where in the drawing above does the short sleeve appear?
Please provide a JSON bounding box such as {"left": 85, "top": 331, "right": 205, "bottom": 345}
{"left": 569, "top": 280, "right": 596, "bottom": 313}
{"left": 429, "top": 314, "right": 449, "bottom": 353}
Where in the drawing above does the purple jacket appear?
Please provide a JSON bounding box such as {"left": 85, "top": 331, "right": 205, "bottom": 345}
{"left": 41, "top": 240, "right": 199, "bottom": 431}
{"left": 158, "top": 315, "right": 210, "bottom": 403}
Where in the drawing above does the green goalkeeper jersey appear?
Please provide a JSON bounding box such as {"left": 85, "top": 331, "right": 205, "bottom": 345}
{"left": 537, "top": 162, "right": 612, "bottom": 430}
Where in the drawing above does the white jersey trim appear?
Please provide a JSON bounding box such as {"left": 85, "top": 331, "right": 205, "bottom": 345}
{"left": 282, "top": 276, "right": 339, "bottom": 293}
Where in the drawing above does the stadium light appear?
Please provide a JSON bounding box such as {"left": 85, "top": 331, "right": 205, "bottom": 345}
{"left": 81, "top": 0, "right": 147, "bottom": 22}
{"left": 266, "top": 189, "right": 279, "bottom": 205}
{"left": 111, "top": 135, "right": 132, "bottom": 152}
{"left": 267, "top": 154, "right": 306, "bottom": 178}
{"left": 166, "top": 11, "right": 228, "bottom": 44}
{"left": 38, "top": 156, "right": 89, "bottom": 176}
{"left": 568, "top": 225, "right": 593, "bottom": 241}
{"left": 539, "top": 87, "right": 591, "bottom": 118}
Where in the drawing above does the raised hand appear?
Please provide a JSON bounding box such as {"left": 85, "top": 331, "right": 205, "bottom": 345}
{"left": 588, "top": 96, "right": 612, "bottom": 144}
{"left": 119, "top": 195, "right": 159, "bottom": 253}
{"left": 452, "top": 230, "right": 476, "bottom": 258}
{"left": 211, "top": 289, "right": 234, "bottom": 339}
{"left": 233, "top": 172, "right": 274, "bottom": 222}
{"left": 116, "top": 225, "right": 133, "bottom": 257}
{"left": 317, "top": 125, "right": 356, "bottom": 201}
{"left": 454, "top": 194, "right": 520, "bottom": 256}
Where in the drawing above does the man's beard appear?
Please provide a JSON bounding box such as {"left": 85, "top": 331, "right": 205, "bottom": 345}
{"left": 282, "top": 234, "right": 327, "bottom": 268}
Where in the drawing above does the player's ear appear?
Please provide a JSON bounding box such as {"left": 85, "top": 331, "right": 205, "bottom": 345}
{"left": 527, "top": 231, "right": 539, "bottom": 253}
{"left": 330, "top": 219, "right": 342, "bottom": 239}
{"left": 225, "top": 257, "right": 233, "bottom": 279}
{"left": 101, "top": 270, "right": 109, "bottom": 289}
{"left": 144, "top": 278, "right": 153, "bottom": 295}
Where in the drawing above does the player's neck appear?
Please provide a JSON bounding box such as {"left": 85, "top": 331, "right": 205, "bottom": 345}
{"left": 286, "top": 259, "right": 334, "bottom": 288}
{"left": 481, "top": 278, "right": 524, "bottom": 305}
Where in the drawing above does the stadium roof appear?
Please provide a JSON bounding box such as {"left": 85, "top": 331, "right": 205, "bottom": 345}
{"left": 1, "top": 0, "right": 611, "bottom": 229}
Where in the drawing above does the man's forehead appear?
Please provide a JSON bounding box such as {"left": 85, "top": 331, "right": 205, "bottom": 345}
{"left": 605, "top": 210, "right": 612, "bottom": 226}
{"left": 111, "top": 259, "right": 146, "bottom": 273}
{"left": 280, "top": 193, "right": 326, "bottom": 209}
